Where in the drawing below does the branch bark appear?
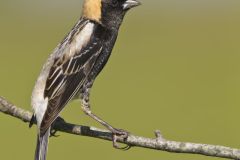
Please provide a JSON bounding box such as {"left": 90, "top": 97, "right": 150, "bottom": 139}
{"left": 1, "top": 96, "right": 240, "bottom": 159}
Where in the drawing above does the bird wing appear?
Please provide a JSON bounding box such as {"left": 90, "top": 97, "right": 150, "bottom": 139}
{"left": 40, "top": 20, "right": 103, "bottom": 135}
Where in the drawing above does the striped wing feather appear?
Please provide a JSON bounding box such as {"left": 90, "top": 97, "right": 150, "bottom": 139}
{"left": 40, "top": 26, "right": 103, "bottom": 135}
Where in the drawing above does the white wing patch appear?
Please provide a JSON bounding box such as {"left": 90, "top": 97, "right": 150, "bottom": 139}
{"left": 66, "top": 23, "right": 95, "bottom": 58}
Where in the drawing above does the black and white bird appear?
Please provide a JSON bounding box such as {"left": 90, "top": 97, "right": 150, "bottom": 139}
{"left": 30, "top": 0, "right": 141, "bottom": 160}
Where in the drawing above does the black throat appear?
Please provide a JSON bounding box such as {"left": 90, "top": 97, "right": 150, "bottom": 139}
{"left": 87, "top": 20, "right": 119, "bottom": 80}
{"left": 100, "top": 3, "right": 126, "bottom": 31}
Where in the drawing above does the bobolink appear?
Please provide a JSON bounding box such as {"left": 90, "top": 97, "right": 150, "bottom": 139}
{"left": 31, "top": 0, "right": 141, "bottom": 160}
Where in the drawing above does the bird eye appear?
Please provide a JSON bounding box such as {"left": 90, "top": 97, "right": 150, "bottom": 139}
{"left": 112, "top": 0, "right": 118, "bottom": 7}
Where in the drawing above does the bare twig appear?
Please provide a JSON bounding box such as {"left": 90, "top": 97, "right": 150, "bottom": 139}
{"left": 1, "top": 96, "right": 240, "bottom": 159}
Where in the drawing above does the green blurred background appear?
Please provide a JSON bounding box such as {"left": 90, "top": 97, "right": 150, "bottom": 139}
{"left": 1, "top": 0, "right": 240, "bottom": 159}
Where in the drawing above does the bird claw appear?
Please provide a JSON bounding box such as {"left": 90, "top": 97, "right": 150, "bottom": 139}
{"left": 50, "top": 117, "right": 65, "bottom": 137}
{"left": 111, "top": 128, "right": 130, "bottom": 150}
{"left": 50, "top": 128, "right": 60, "bottom": 137}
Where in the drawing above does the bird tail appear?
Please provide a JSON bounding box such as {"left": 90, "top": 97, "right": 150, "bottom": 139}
{"left": 35, "top": 128, "right": 50, "bottom": 160}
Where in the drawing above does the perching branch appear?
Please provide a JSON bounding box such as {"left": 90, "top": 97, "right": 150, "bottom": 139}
{"left": 1, "top": 96, "right": 240, "bottom": 160}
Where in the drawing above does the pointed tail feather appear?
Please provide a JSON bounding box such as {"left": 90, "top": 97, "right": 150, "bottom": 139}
{"left": 35, "top": 128, "right": 50, "bottom": 160}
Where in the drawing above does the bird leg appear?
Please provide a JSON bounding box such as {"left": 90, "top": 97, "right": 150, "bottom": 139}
{"left": 50, "top": 117, "right": 66, "bottom": 137}
{"left": 81, "top": 98, "right": 129, "bottom": 149}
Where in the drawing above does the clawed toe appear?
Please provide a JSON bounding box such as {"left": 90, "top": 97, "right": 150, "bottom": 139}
{"left": 50, "top": 128, "right": 60, "bottom": 137}
{"left": 50, "top": 117, "right": 66, "bottom": 137}
{"left": 111, "top": 128, "right": 130, "bottom": 150}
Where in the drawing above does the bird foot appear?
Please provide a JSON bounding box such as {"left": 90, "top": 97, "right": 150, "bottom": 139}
{"left": 50, "top": 128, "right": 60, "bottom": 137}
{"left": 111, "top": 128, "right": 131, "bottom": 150}
{"left": 50, "top": 117, "right": 65, "bottom": 137}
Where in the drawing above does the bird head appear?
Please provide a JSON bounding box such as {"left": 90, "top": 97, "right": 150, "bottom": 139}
{"left": 82, "top": 0, "right": 141, "bottom": 29}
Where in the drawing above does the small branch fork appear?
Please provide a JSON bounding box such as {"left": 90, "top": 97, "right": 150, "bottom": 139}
{"left": 1, "top": 96, "right": 240, "bottom": 159}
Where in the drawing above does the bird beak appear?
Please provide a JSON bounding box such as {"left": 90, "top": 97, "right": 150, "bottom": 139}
{"left": 123, "top": 0, "right": 141, "bottom": 10}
